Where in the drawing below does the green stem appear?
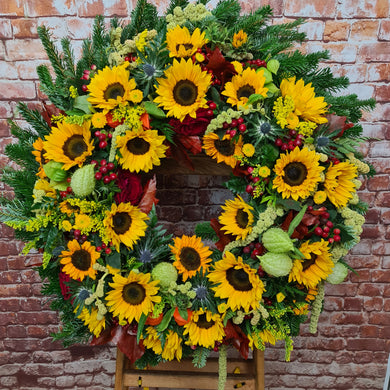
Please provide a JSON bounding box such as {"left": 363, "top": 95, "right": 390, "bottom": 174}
{"left": 218, "top": 344, "right": 228, "bottom": 390}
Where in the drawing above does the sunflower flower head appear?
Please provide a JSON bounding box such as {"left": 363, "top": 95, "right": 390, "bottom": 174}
{"left": 203, "top": 133, "right": 243, "bottom": 168}
{"left": 32, "top": 138, "right": 48, "bottom": 179}
{"left": 273, "top": 147, "right": 324, "bottom": 201}
{"left": 208, "top": 251, "right": 265, "bottom": 313}
{"left": 232, "top": 30, "right": 248, "bottom": 48}
{"left": 154, "top": 58, "right": 212, "bottom": 121}
{"left": 166, "top": 25, "right": 208, "bottom": 58}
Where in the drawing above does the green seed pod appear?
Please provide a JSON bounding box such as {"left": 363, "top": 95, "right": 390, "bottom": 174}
{"left": 262, "top": 228, "right": 294, "bottom": 253}
{"left": 70, "top": 164, "right": 96, "bottom": 197}
{"left": 259, "top": 252, "right": 293, "bottom": 277}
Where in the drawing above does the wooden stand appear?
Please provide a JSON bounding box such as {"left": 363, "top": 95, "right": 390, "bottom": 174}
{"left": 114, "top": 347, "right": 265, "bottom": 390}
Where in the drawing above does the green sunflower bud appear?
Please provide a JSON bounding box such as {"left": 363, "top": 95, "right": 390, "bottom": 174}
{"left": 259, "top": 252, "right": 293, "bottom": 277}
{"left": 43, "top": 161, "right": 67, "bottom": 182}
{"left": 151, "top": 262, "right": 178, "bottom": 289}
{"left": 70, "top": 164, "right": 96, "bottom": 197}
{"left": 326, "top": 262, "right": 348, "bottom": 285}
{"left": 262, "top": 228, "right": 294, "bottom": 253}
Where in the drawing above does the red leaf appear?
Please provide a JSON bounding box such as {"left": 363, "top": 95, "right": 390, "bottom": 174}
{"left": 111, "top": 325, "right": 145, "bottom": 363}
{"left": 41, "top": 102, "right": 63, "bottom": 127}
{"left": 223, "top": 320, "right": 250, "bottom": 360}
{"left": 138, "top": 175, "right": 158, "bottom": 214}
{"left": 90, "top": 324, "right": 116, "bottom": 346}
{"left": 176, "top": 135, "right": 203, "bottom": 155}
{"left": 169, "top": 142, "right": 195, "bottom": 171}
{"left": 210, "top": 218, "right": 232, "bottom": 251}
{"left": 205, "top": 47, "right": 236, "bottom": 87}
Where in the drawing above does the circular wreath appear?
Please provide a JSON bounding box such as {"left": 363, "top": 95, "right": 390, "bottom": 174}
{"left": 1, "top": 0, "right": 374, "bottom": 377}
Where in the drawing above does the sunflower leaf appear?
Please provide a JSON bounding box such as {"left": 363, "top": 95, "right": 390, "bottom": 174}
{"left": 73, "top": 95, "right": 92, "bottom": 114}
{"left": 136, "top": 312, "right": 148, "bottom": 344}
{"left": 107, "top": 251, "right": 121, "bottom": 269}
{"left": 156, "top": 307, "right": 174, "bottom": 332}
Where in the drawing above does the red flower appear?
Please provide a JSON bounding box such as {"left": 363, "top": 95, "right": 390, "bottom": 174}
{"left": 115, "top": 169, "right": 143, "bottom": 205}
{"left": 169, "top": 108, "right": 212, "bottom": 136}
{"left": 59, "top": 270, "right": 72, "bottom": 300}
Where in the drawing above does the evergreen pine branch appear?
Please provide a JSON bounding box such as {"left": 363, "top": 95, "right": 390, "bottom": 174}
{"left": 122, "top": 0, "right": 159, "bottom": 40}
{"left": 212, "top": 0, "right": 241, "bottom": 27}
{"left": 0, "top": 198, "right": 32, "bottom": 225}
{"left": 16, "top": 102, "right": 51, "bottom": 137}
{"left": 192, "top": 346, "right": 210, "bottom": 368}
{"left": 37, "top": 26, "right": 66, "bottom": 85}
{"left": 60, "top": 37, "right": 76, "bottom": 78}
{"left": 91, "top": 15, "right": 109, "bottom": 69}
{"left": 306, "top": 67, "right": 349, "bottom": 94}
{"left": 1, "top": 167, "right": 36, "bottom": 203}
{"left": 235, "top": 5, "right": 273, "bottom": 34}
{"left": 76, "top": 39, "right": 94, "bottom": 79}
{"left": 194, "top": 222, "right": 218, "bottom": 242}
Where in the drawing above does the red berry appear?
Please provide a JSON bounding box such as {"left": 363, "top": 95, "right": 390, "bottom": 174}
{"left": 323, "top": 226, "right": 330, "bottom": 233}
{"left": 231, "top": 119, "right": 238, "bottom": 128}
{"left": 252, "top": 177, "right": 260, "bottom": 183}
{"left": 101, "top": 243, "right": 107, "bottom": 249}
{"left": 90, "top": 64, "right": 97, "bottom": 70}
{"left": 237, "top": 117, "right": 244, "bottom": 124}
{"left": 238, "top": 124, "right": 246, "bottom": 132}
{"left": 66, "top": 177, "right": 72, "bottom": 183}
{"left": 105, "top": 248, "right": 112, "bottom": 255}
{"left": 333, "top": 235, "right": 341, "bottom": 242}
{"left": 73, "top": 229, "right": 81, "bottom": 237}
{"left": 247, "top": 166, "right": 254, "bottom": 174}
{"left": 229, "top": 129, "right": 237, "bottom": 137}
{"left": 322, "top": 212, "right": 330, "bottom": 219}
{"left": 60, "top": 191, "right": 67, "bottom": 198}
{"left": 208, "top": 102, "right": 217, "bottom": 110}
{"left": 333, "top": 228, "right": 341, "bottom": 235}
{"left": 103, "top": 176, "right": 111, "bottom": 184}
{"left": 95, "top": 172, "right": 102, "bottom": 180}
{"left": 81, "top": 234, "right": 87, "bottom": 242}
{"left": 99, "top": 141, "right": 107, "bottom": 149}
{"left": 66, "top": 186, "right": 73, "bottom": 193}
{"left": 326, "top": 221, "right": 334, "bottom": 228}
{"left": 314, "top": 227, "right": 323, "bottom": 236}
{"left": 246, "top": 184, "right": 253, "bottom": 194}
{"left": 109, "top": 173, "right": 117, "bottom": 181}
{"left": 243, "top": 246, "right": 251, "bottom": 254}
{"left": 206, "top": 109, "right": 214, "bottom": 117}
{"left": 96, "top": 246, "right": 102, "bottom": 252}
{"left": 81, "top": 84, "right": 88, "bottom": 92}
{"left": 281, "top": 144, "right": 288, "bottom": 151}
{"left": 308, "top": 206, "right": 314, "bottom": 211}
{"left": 108, "top": 133, "right": 113, "bottom": 139}
{"left": 294, "top": 139, "right": 303, "bottom": 147}
{"left": 124, "top": 56, "right": 131, "bottom": 62}
{"left": 98, "top": 133, "right": 106, "bottom": 141}
{"left": 255, "top": 242, "right": 262, "bottom": 249}
{"left": 91, "top": 160, "right": 98, "bottom": 166}
{"left": 107, "top": 162, "right": 115, "bottom": 171}
{"left": 322, "top": 232, "right": 329, "bottom": 238}
{"left": 289, "top": 129, "right": 297, "bottom": 137}
{"left": 94, "top": 131, "right": 101, "bottom": 137}
{"left": 100, "top": 159, "right": 107, "bottom": 166}
{"left": 333, "top": 159, "right": 340, "bottom": 164}
{"left": 257, "top": 267, "right": 266, "bottom": 277}
{"left": 328, "top": 238, "right": 334, "bottom": 244}
{"left": 99, "top": 166, "right": 108, "bottom": 174}
{"left": 222, "top": 122, "right": 229, "bottom": 129}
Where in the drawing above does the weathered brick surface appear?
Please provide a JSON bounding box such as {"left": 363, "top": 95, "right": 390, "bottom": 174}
{"left": 0, "top": 1, "right": 389, "bottom": 390}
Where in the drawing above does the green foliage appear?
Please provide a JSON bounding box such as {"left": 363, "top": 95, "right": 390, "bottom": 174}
{"left": 166, "top": 0, "right": 189, "bottom": 15}
{"left": 235, "top": 5, "right": 273, "bottom": 35}
{"left": 192, "top": 346, "right": 210, "bottom": 368}
{"left": 212, "top": 0, "right": 241, "bottom": 27}
{"left": 16, "top": 103, "right": 51, "bottom": 137}
{"left": 91, "top": 15, "right": 110, "bottom": 69}
{"left": 224, "top": 175, "right": 247, "bottom": 194}
{"left": 134, "top": 348, "right": 161, "bottom": 369}
{"left": 194, "top": 222, "right": 218, "bottom": 241}
{"left": 121, "top": 0, "right": 159, "bottom": 40}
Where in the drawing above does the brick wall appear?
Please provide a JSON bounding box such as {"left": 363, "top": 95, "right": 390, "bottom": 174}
{"left": 0, "top": 0, "right": 389, "bottom": 389}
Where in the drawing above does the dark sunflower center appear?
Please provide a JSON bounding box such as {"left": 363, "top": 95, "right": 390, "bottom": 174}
{"left": 40, "top": 149, "right": 47, "bottom": 165}
{"left": 126, "top": 137, "right": 150, "bottom": 155}
{"left": 173, "top": 79, "right": 198, "bottom": 106}
{"left": 63, "top": 135, "right": 88, "bottom": 160}
{"left": 112, "top": 212, "right": 132, "bottom": 235}
{"left": 214, "top": 139, "right": 235, "bottom": 157}
{"left": 237, "top": 84, "right": 255, "bottom": 100}
{"left": 283, "top": 162, "right": 308, "bottom": 186}
{"left": 104, "top": 82, "right": 125, "bottom": 101}
{"left": 71, "top": 249, "right": 91, "bottom": 271}
{"left": 122, "top": 282, "right": 146, "bottom": 305}
{"left": 180, "top": 247, "right": 201, "bottom": 271}
{"left": 176, "top": 43, "right": 193, "bottom": 52}
{"left": 226, "top": 267, "right": 253, "bottom": 291}
{"left": 235, "top": 209, "right": 249, "bottom": 229}
{"left": 302, "top": 254, "right": 317, "bottom": 271}
{"left": 196, "top": 313, "right": 215, "bottom": 329}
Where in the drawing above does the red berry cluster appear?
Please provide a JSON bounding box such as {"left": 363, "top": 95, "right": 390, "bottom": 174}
{"left": 81, "top": 64, "right": 97, "bottom": 92}
{"left": 309, "top": 206, "right": 341, "bottom": 243}
{"left": 70, "top": 229, "right": 88, "bottom": 244}
{"left": 96, "top": 242, "right": 113, "bottom": 255}
{"left": 245, "top": 167, "right": 268, "bottom": 196}
{"left": 60, "top": 178, "right": 73, "bottom": 198}
{"left": 245, "top": 58, "right": 267, "bottom": 68}
{"left": 223, "top": 116, "right": 246, "bottom": 137}
{"left": 242, "top": 242, "right": 265, "bottom": 259}
{"left": 94, "top": 130, "right": 112, "bottom": 149}
{"left": 91, "top": 159, "right": 117, "bottom": 184}
{"left": 275, "top": 129, "right": 304, "bottom": 151}
{"left": 124, "top": 55, "right": 137, "bottom": 62}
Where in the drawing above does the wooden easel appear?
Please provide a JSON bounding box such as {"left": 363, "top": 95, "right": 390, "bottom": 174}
{"left": 114, "top": 347, "right": 265, "bottom": 390}
{"left": 114, "top": 156, "right": 265, "bottom": 389}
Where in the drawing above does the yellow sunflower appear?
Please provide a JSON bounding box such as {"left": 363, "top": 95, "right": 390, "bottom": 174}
{"left": 43, "top": 121, "right": 94, "bottom": 170}
{"left": 87, "top": 63, "right": 142, "bottom": 112}
{"left": 77, "top": 307, "right": 106, "bottom": 337}
{"left": 104, "top": 202, "right": 148, "bottom": 251}
{"left": 60, "top": 240, "right": 99, "bottom": 281}
{"left": 273, "top": 147, "right": 324, "bottom": 201}
{"left": 32, "top": 178, "right": 57, "bottom": 201}
{"left": 32, "top": 138, "right": 48, "bottom": 178}
{"left": 154, "top": 58, "right": 212, "bottom": 121}
{"left": 116, "top": 128, "right": 168, "bottom": 173}
{"left": 288, "top": 239, "right": 334, "bottom": 289}
{"left": 324, "top": 162, "right": 357, "bottom": 208}
{"left": 222, "top": 67, "right": 268, "bottom": 108}
{"left": 166, "top": 26, "right": 208, "bottom": 58}
{"left": 74, "top": 213, "right": 92, "bottom": 231}
{"left": 232, "top": 30, "right": 248, "bottom": 48}
{"left": 218, "top": 195, "right": 254, "bottom": 240}
{"left": 143, "top": 327, "right": 183, "bottom": 361}
{"left": 170, "top": 235, "right": 212, "bottom": 281}
{"left": 106, "top": 271, "right": 161, "bottom": 323}
{"left": 183, "top": 308, "right": 225, "bottom": 349}
{"left": 60, "top": 200, "right": 80, "bottom": 215}
{"left": 208, "top": 251, "right": 265, "bottom": 313}
{"left": 279, "top": 76, "right": 328, "bottom": 125}
{"left": 203, "top": 133, "right": 243, "bottom": 168}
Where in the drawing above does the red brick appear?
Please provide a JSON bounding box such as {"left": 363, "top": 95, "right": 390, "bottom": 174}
{"left": 367, "top": 63, "right": 390, "bottom": 81}
{"left": 25, "top": 0, "right": 76, "bottom": 17}
{"left": 27, "top": 325, "right": 49, "bottom": 338}
{"left": 380, "top": 327, "right": 390, "bottom": 338}
{"left": 369, "top": 312, "right": 390, "bottom": 325}
{"left": 359, "top": 325, "right": 380, "bottom": 338}
{"left": 0, "top": 1, "right": 24, "bottom": 16}
{"left": 379, "top": 20, "right": 390, "bottom": 40}
{"left": 7, "top": 256, "right": 28, "bottom": 270}
{"left": 0, "top": 285, "right": 31, "bottom": 298}
{"left": 5, "top": 39, "right": 46, "bottom": 61}
{"left": 156, "top": 206, "right": 183, "bottom": 223}
{"left": 0, "top": 271, "right": 22, "bottom": 284}
{"left": 349, "top": 269, "right": 371, "bottom": 282}
{"left": 331, "top": 312, "right": 365, "bottom": 325}
{"left": 353, "top": 351, "right": 374, "bottom": 363}
{"left": 347, "top": 338, "right": 387, "bottom": 351}
{"left": 337, "top": 0, "right": 389, "bottom": 18}
{"left": 369, "top": 140, "right": 390, "bottom": 158}
{"left": 359, "top": 42, "right": 390, "bottom": 62}
{"left": 66, "top": 18, "right": 94, "bottom": 40}
{"left": 0, "top": 80, "right": 36, "bottom": 100}
{"left": 0, "top": 20, "right": 12, "bottom": 38}
{"left": 383, "top": 256, "right": 390, "bottom": 268}
{"left": 326, "top": 283, "right": 358, "bottom": 296}
{"left": 323, "top": 296, "right": 343, "bottom": 310}
{"left": 11, "top": 19, "right": 39, "bottom": 39}
{"left": 239, "top": 0, "right": 284, "bottom": 16}
{"left": 303, "top": 41, "right": 357, "bottom": 63}
{"left": 182, "top": 205, "right": 204, "bottom": 221}
{"left": 344, "top": 297, "right": 363, "bottom": 311}
{"left": 348, "top": 255, "right": 380, "bottom": 269}
{"left": 364, "top": 297, "right": 384, "bottom": 311}
{"left": 7, "top": 325, "right": 27, "bottom": 338}
{"left": 323, "top": 21, "right": 350, "bottom": 41}
{"left": 350, "top": 20, "right": 380, "bottom": 41}
{"left": 371, "top": 269, "right": 390, "bottom": 282}
{"left": 361, "top": 225, "right": 384, "bottom": 239}
{"left": 77, "top": 0, "right": 128, "bottom": 17}
{"left": 299, "top": 20, "right": 325, "bottom": 40}
{"left": 17, "top": 311, "right": 58, "bottom": 325}
{"left": 284, "top": 0, "right": 336, "bottom": 18}
{"left": 375, "top": 84, "right": 390, "bottom": 102}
